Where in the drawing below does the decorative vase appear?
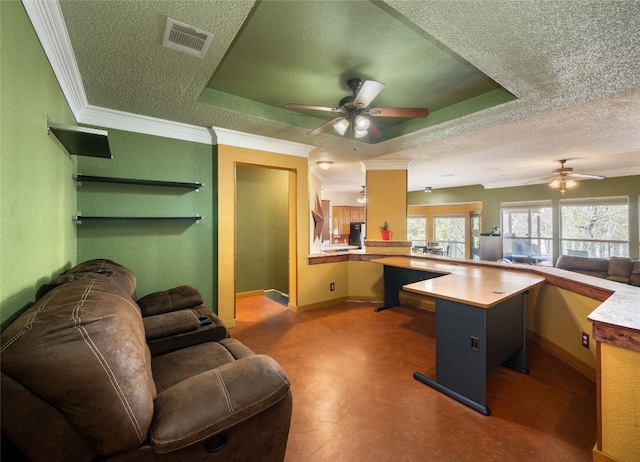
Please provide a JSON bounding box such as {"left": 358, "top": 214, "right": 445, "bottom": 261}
{"left": 380, "top": 229, "right": 392, "bottom": 240}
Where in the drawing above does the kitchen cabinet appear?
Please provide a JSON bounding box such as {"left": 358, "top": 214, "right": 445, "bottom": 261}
{"left": 332, "top": 206, "right": 365, "bottom": 235}
{"left": 351, "top": 207, "right": 365, "bottom": 223}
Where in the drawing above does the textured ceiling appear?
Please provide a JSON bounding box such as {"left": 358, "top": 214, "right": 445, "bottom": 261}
{"left": 58, "top": 0, "right": 640, "bottom": 192}
{"left": 200, "top": 1, "right": 513, "bottom": 142}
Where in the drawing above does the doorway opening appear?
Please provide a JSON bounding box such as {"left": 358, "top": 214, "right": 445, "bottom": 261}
{"left": 235, "top": 164, "right": 291, "bottom": 307}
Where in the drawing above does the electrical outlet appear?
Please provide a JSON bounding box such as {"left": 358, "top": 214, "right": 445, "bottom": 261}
{"left": 581, "top": 332, "right": 590, "bottom": 348}
{"left": 330, "top": 282, "right": 335, "bottom": 291}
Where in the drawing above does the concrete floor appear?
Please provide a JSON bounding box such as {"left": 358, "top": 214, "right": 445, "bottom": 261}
{"left": 233, "top": 296, "right": 596, "bottom": 462}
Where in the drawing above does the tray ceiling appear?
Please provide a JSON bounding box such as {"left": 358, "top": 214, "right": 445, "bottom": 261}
{"left": 56, "top": 0, "right": 640, "bottom": 192}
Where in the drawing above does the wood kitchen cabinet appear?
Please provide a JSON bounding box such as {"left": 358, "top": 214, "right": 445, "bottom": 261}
{"left": 332, "top": 206, "right": 365, "bottom": 236}
{"left": 351, "top": 207, "right": 365, "bottom": 223}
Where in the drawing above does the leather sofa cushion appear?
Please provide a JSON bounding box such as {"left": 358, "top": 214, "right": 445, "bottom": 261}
{"left": 1, "top": 278, "right": 155, "bottom": 456}
{"left": 48, "top": 259, "right": 137, "bottom": 298}
{"left": 1, "top": 372, "right": 98, "bottom": 462}
{"left": 137, "top": 285, "right": 204, "bottom": 316}
{"left": 143, "top": 310, "right": 200, "bottom": 340}
{"left": 150, "top": 354, "right": 291, "bottom": 453}
{"left": 607, "top": 256, "right": 634, "bottom": 283}
{"left": 152, "top": 338, "right": 255, "bottom": 393}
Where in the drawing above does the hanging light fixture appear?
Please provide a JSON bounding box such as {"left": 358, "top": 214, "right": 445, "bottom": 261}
{"left": 549, "top": 176, "right": 577, "bottom": 195}
{"left": 333, "top": 114, "right": 371, "bottom": 138}
{"left": 354, "top": 115, "right": 370, "bottom": 130}
{"left": 354, "top": 128, "right": 368, "bottom": 138}
{"left": 333, "top": 119, "right": 349, "bottom": 136}
{"left": 545, "top": 160, "right": 603, "bottom": 195}
{"left": 316, "top": 160, "right": 334, "bottom": 170}
{"left": 357, "top": 185, "right": 366, "bottom": 203}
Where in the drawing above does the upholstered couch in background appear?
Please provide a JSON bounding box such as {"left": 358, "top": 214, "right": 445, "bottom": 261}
{"left": 556, "top": 255, "right": 640, "bottom": 286}
{"left": 1, "top": 259, "right": 292, "bottom": 461}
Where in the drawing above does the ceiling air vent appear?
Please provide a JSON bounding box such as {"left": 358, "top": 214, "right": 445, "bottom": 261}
{"left": 162, "top": 18, "right": 213, "bottom": 59}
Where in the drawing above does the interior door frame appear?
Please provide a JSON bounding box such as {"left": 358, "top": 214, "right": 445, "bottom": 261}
{"left": 217, "top": 145, "right": 301, "bottom": 327}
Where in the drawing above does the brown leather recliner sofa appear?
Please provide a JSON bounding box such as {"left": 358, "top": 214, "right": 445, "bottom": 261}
{"left": 556, "top": 254, "right": 640, "bottom": 286}
{"left": 1, "top": 259, "right": 292, "bottom": 461}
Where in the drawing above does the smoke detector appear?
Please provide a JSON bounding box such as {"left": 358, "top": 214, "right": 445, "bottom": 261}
{"left": 162, "top": 18, "right": 213, "bottom": 58}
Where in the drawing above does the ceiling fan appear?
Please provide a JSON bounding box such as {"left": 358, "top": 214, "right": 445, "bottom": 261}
{"left": 285, "top": 78, "right": 429, "bottom": 139}
{"left": 540, "top": 160, "right": 605, "bottom": 194}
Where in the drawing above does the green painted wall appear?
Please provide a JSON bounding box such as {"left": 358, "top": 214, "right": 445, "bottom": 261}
{"left": 236, "top": 165, "right": 289, "bottom": 294}
{"left": 1, "top": 1, "right": 78, "bottom": 329}
{"left": 407, "top": 175, "right": 640, "bottom": 260}
{"left": 76, "top": 130, "right": 217, "bottom": 308}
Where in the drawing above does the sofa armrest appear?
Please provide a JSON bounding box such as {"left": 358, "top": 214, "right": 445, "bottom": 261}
{"left": 137, "top": 285, "right": 204, "bottom": 316}
{"left": 150, "top": 355, "right": 290, "bottom": 453}
{"left": 146, "top": 308, "right": 230, "bottom": 356}
{"left": 143, "top": 310, "right": 201, "bottom": 341}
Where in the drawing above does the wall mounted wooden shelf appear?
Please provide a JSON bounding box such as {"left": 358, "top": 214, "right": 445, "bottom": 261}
{"left": 48, "top": 120, "right": 112, "bottom": 159}
{"left": 73, "top": 213, "right": 202, "bottom": 224}
{"left": 73, "top": 174, "right": 203, "bottom": 191}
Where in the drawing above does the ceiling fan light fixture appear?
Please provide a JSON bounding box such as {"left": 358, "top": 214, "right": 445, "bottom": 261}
{"left": 565, "top": 178, "right": 577, "bottom": 188}
{"left": 334, "top": 119, "right": 349, "bottom": 136}
{"left": 354, "top": 128, "right": 368, "bottom": 138}
{"left": 549, "top": 179, "right": 561, "bottom": 188}
{"left": 288, "top": 78, "right": 429, "bottom": 140}
{"left": 316, "top": 160, "right": 334, "bottom": 170}
{"left": 354, "top": 115, "right": 370, "bottom": 130}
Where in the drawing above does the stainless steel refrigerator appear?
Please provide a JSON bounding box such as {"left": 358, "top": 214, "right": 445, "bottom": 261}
{"left": 479, "top": 234, "right": 503, "bottom": 261}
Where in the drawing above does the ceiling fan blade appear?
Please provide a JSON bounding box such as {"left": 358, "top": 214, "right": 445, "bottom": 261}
{"left": 523, "top": 174, "right": 558, "bottom": 184}
{"left": 286, "top": 103, "right": 341, "bottom": 113}
{"left": 368, "top": 107, "right": 429, "bottom": 118}
{"left": 307, "top": 117, "right": 344, "bottom": 136}
{"left": 570, "top": 173, "right": 606, "bottom": 180}
{"left": 367, "top": 120, "right": 382, "bottom": 139}
{"left": 353, "top": 80, "right": 385, "bottom": 108}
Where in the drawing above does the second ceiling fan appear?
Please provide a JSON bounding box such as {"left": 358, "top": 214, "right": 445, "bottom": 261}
{"left": 286, "top": 78, "right": 429, "bottom": 139}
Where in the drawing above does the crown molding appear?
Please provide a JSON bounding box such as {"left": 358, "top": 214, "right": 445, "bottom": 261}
{"left": 213, "top": 126, "right": 313, "bottom": 157}
{"left": 23, "top": 0, "right": 313, "bottom": 156}
{"left": 361, "top": 159, "right": 412, "bottom": 171}
{"left": 22, "top": 0, "right": 86, "bottom": 119}
{"left": 80, "top": 105, "right": 215, "bottom": 145}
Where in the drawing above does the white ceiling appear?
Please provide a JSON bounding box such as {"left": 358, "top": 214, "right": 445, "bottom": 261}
{"left": 47, "top": 1, "right": 640, "bottom": 192}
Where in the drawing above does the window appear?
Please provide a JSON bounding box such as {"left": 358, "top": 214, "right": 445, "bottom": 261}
{"left": 434, "top": 216, "right": 465, "bottom": 258}
{"left": 407, "top": 216, "right": 427, "bottom": 248}
{"left": 560, "top": 196, "right": 629, "bottom": 258}
{"left": 501, "top": 201, "right": 553, "bottom": 265}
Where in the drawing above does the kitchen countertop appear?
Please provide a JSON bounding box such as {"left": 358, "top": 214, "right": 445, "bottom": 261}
{"left": 320, "top": 244, "right": 360, "bottom": 253}
{"left": 308, "top": 251, "right": 640, "bottom": 352}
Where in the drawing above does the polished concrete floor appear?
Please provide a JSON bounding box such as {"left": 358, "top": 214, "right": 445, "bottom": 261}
{"left": 233, "top": 296, "right": 596, "bottom": 462}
